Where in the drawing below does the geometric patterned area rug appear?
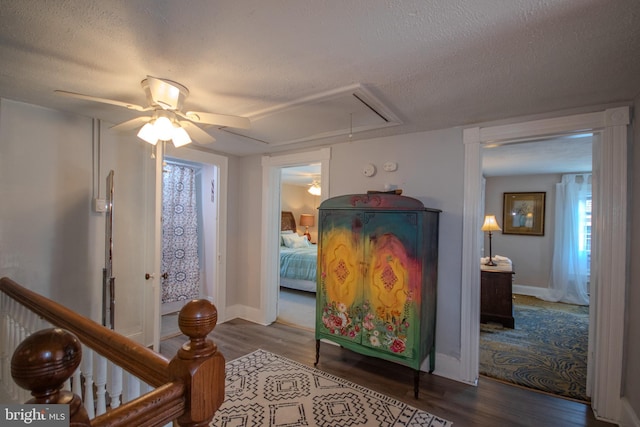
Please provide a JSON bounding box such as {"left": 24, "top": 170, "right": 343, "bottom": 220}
{"left": 480, "top": 295, "right": 589, "bottom": 402}
{"left": 212, "top": 349, "right": 453, "bottom": 426}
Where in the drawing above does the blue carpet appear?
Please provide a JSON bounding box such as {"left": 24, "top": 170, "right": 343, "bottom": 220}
{"left": 480, "top": 295, "right": 589, "bottom": 401}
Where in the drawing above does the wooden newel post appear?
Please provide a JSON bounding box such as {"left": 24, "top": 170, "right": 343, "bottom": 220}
{"left": 169, "top": 299, "right": 226, "bottom": 427}
{"left": 11, "top": 328, "right": 90, "bottom": 426}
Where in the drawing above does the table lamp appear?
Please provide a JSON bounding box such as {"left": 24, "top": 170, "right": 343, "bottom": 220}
{"left": 299, "top": 214, "right": 315, "bottom": 243}
{"left": 481, "top": 215, "right": 502, "bottom": 266}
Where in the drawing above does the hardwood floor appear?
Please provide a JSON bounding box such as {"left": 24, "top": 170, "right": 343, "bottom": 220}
{"left": 160, "top": 318, "right": 613, "bottom": 427}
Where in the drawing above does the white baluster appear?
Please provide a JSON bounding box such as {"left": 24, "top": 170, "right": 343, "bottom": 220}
{"left": 8, "top": 299, "right": 17, "bottom": 400}
{"left": 124, "top": 371, "right": 140, "bottom": 403}
{"left": 0, "top": 292, "right": 8, "bottom": 389}
{"left": 108, "top": 363, "right": 123, "bottom": 409}
{"left": 72, "top": 368, "right": 82, "bottom": 397}
{"left": 94, "top": 353, "right": 107, "bottom": 415}
{"left": 82, "top": 346, "right": 95, "bottom": 418}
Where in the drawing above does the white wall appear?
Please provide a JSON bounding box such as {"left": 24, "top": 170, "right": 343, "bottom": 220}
{"left": 0, "top": 99, "right": 102, "bottom": 318}
{"left": 237, "top": 127, "right": 465, "bottom": 359}
{"left": 0, "top": 99, "right": 155, "bottom": 340}
{"left": 483, "top": 174, "right": 560, "bottom": 289}
{"left": 231, "top": 155, "right": 263, "bottom": 310}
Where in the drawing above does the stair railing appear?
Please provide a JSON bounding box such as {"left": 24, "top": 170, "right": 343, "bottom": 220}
{"left": 0, "top": 277, "right": 225, "bottom": 427}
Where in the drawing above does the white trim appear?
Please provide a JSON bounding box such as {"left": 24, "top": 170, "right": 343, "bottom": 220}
{"left": 621, "top": 397, "right": 640, "bottom": 427}
{"left": 460, "top": 128, "right": 483, "bottom": 385}
{"left": 260, "top": 148, "right": 331, "bottom": 324}
{"left": 461, "top": 107, "right": 629, "bottom": 424}
{"left": 224, "top": 304, "right": 267, "bottom": 325}
{"left": 429, "top": 353, "right": 467, "bottom": 384}
{"left": 512, "top": 285, "right": 549, "bottom": 299}
{"left": 589, "top": 107, "right": 629, "bottom": 423}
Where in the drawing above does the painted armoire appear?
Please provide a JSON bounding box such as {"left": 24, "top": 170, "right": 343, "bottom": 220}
{"left": 314, "top": 193, "right": 440, "bottom": 397}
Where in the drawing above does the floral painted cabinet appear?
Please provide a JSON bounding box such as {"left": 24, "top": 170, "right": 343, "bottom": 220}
{"left": 315, "top": 194, "right": 440, "bottom": 397}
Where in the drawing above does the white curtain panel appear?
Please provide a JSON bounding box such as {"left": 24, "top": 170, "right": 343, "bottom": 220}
{"left": 543, "top": 173, "right": 591, "bottom": 306}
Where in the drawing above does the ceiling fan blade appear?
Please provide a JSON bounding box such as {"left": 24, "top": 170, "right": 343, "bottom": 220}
{"left": 110, "top": 116, "right": 150, "bottom": 131}
{"left": 180, "top": 121, "right": 216, "bottom": 144}
{"left": 184, "top": 111, "right": 250, "bottom": 129}
{"left": 54, "top": 90, "right": 150, "bottom": 112}
{"left": 144, "top": 76, "right": 188, "bottom": 110}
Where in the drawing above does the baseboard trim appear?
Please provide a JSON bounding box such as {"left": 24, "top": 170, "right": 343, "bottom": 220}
{"left": 513, "top": 284, "right": 549, "bottom": 298}
{"left": 431, "top": 352, "right": 469, "bottom": 385}
{"left": 621, "top": 397, "right": 640, "bottom": 427}
{"left": 224, "top": 304, "right": 270, "bottom": 326}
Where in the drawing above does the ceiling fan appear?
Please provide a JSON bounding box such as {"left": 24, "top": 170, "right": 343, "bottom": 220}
{"left": 55, "top": 76, "right": 250, "bottom": 147}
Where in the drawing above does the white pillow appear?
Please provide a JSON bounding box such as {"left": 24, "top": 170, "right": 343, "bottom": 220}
{"left": 282, "top": 233, "right": 310, "bottom": 248}
{"left": 280, "top": 230, "right": 293, "bottom": 245}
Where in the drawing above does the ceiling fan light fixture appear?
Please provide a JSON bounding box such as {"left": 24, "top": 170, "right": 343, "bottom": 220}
{"left": 154, "top": 115, "right": 174, "bottom": 141}
{"left": 308, "top": 180, "right": 321, "bottom": 196}
{"left": 137, "top": 121, "right": 159, "bottom": 145}
{"left": 171, "top": 124, "right": 192, "bottom": 147}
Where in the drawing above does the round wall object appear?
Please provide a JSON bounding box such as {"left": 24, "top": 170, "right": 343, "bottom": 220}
{"left": 383, "top": 161, "right": 398, "bottom": 172}
{"left": 362, "top": 163, "right": 376, "bottom": 177}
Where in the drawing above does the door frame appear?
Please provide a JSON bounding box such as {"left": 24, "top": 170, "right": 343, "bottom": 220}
{"left": 260, "top": 147, "right": 331, "bottom": 324}
{"left": 460, "top": 106, "right": 629, "bottom": 423}
{"left": 150, "top": 145, "right": 229, "bottom": 350}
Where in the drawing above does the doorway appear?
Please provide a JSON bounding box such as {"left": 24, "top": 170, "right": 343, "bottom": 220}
{"left": 277, "top": 164, "right": 322, "bottom": 330}
{"left": 479, "top": 137, "right": 593, "bottom": 400}
{"left": 260, "top": 148, "right": 331, "bottom": 326}
{"left": 461, "top": 106, "right": 629, "bottom": 421}
{"left": 156, "top": 145, "right": 229, "bottom": 343}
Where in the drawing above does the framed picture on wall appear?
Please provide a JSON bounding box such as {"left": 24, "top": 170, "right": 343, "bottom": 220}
{"left": 502, "top": 192, "right": 546, "bottom": 236}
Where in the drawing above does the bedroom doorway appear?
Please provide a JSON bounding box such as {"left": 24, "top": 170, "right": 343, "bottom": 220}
{"left": 277, "top": 164, "right": 322, "bottom": 330}
{"left": 261, "top": 148, "right": 330, "bottom": 327}
{"left": 461, "top": 106, "right": 629, "bottom": 421}
{"left": 479, "top": 135, "right": 593, "bottom": 401}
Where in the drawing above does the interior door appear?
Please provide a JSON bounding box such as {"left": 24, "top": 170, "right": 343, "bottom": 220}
{"left": 109, "top": 137, "right": 162, "bottom": 349}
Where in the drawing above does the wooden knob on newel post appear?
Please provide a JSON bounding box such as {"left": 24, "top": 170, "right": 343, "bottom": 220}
{"left": 11, "top": 328, "right": 90, "bottom": 426}
{"left": 169, "top": 299, "right": 226, "bottom": 427}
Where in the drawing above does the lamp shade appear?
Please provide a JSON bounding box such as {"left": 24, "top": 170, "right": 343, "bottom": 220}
{"left": 137, "top": 122, "right": 159, "bottom": 145}
{"left": 299, "top": 214, "right": 315, "bottom": 227}
{"left": 171, "top": 124, "right": 192, "bottom": 147}
{"left": 481, "top": 215, "right": 502, "bottom": 232}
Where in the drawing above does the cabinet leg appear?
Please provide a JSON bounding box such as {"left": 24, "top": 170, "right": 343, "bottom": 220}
{"left": 414, "top": 369, "right": 420, "bottom": 399}
{"left": 314, "top": 339, "right": 320, "bottom": 366}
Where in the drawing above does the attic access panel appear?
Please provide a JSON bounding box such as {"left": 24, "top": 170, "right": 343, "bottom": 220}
{"left": 224, "top": 84, "right": 401, "bottom": 145}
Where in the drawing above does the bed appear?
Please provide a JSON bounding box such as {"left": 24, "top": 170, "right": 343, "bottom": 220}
{"left": 280, "top": 211, "right": 318, "bottom": 293}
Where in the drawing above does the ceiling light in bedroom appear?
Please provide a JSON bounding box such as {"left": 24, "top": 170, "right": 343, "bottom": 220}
{"left": 308, "top": 180, "right": 321, "bottom": 196}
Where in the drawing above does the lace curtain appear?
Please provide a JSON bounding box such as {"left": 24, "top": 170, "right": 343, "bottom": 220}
{"left": 542, "top": 173, "right": 591, "bottom": 306}
{"left": 161, "top": 163, "right": 200, "bottom": 304}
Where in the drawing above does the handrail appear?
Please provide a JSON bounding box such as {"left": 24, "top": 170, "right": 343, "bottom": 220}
{"left": 1, "top": 277, "right": 169, "bottom": 387}
{"left": 91, "top": 382, "right": 185, "bottom": 427}
{"left": 1, "top": 276, "right": 225, "bottom": 427}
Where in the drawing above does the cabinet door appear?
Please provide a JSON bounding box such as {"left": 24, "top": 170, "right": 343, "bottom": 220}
{"left": 361, "top": 212, "right": 420, "bottom": 358}
{"left": 317, "top": 210, "right": 365, "bottom": 342}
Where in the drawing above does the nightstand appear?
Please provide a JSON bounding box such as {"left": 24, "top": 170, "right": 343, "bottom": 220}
{"left": 480, "top": 269, "right": 515, "bottom": 328}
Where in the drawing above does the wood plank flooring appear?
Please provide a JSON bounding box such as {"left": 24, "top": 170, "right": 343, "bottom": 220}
{"left": 160, "top": 318, "right": 613, "bottom": 427}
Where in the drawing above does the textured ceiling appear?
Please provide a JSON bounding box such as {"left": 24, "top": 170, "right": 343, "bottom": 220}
{"left": 1, "top": 1, "right": 638, "bottom": 171}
